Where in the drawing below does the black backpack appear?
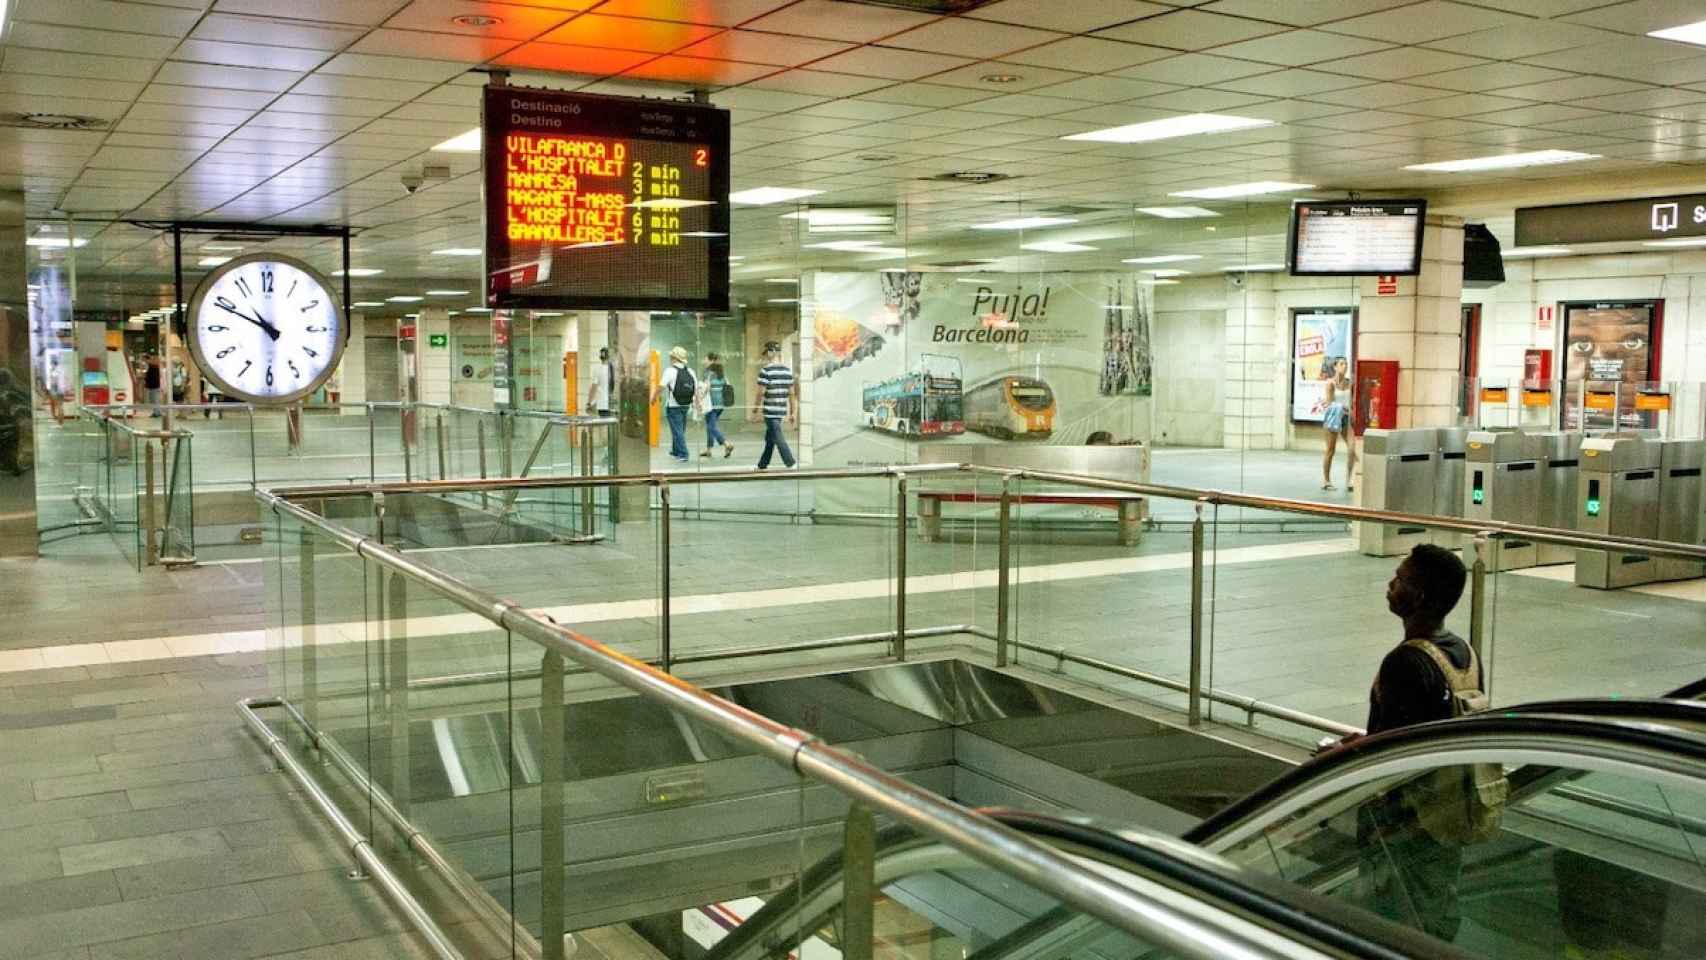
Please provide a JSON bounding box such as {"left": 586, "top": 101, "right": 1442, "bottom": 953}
{"left": 671, "top": 366, "right": 695, "bottom": 406}
{"left": 721, "top": 381, "right": 735, "bottom": 407}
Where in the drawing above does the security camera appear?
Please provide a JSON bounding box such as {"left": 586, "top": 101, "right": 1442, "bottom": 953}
{"left": 401, "top": 173, "right": 424, "bottom": 194}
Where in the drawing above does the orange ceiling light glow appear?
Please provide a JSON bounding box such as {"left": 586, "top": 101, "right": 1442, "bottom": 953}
{"left": 540, "top": 13, "right": 721, "bottom": 54}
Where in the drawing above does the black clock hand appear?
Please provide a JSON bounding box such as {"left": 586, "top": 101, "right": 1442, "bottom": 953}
{"left": 248, "top": 307, "right": 282, "bottom": 342}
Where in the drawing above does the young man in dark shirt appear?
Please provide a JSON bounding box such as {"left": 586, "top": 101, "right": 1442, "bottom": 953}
{"left": 1354, "top": 543, "right": 1473, "bottom": 942}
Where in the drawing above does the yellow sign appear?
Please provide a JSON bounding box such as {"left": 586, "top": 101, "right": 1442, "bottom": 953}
{"left": 1522, "top": 389, "right": 1553, "bottom": 407}
{"left": 1585, "top": 391, "right": 1617, "bottom": 411}
{"left": 1635, "top": 392, "right": 1672, "bottom": 411}
{"left": 1480, "top": 387, "right": 1509, "bottom": 403}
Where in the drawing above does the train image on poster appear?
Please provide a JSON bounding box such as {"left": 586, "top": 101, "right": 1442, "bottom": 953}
{"left": 862, "top": 353, "right": 965, "bottom": 437}
{"left": 964, "top": 375, "right": 1057, "bottom": 439}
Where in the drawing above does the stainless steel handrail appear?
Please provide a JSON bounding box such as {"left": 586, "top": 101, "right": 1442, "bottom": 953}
{"left": 253, "top": 489, "right": 1297, "bottom": 956}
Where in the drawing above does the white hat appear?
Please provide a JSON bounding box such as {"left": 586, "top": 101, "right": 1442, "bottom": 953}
{"left": 669, "top": 345, "right": 688, "bottom": 362}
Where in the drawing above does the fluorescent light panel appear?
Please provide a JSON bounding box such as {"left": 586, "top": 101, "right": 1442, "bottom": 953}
{"left": 1170, "top": 182, "right": 1314, "bottom": 199}
{"left": 1063, "top": 113, "right": 1273, "bottom": 144}
{"left": 729, "top": 186, "right": 822, "bottom": 205}
{"left": 1123, "top": 254, "right": 1202, "bottom": 264}
{"left": 1224, "top": 263, "right": 1285, "bottom": 272}
{"left": 1643, "top": 237, "right": 1706, "bottom": 247}
{"left": 425, "top": 289, "right": 468, "bottom": 296}
{"left": 1404, "top": 150, "right": 1598, "bottom": 172}
{"left": 972, "top": 216, "right": 1077, "bottom": 230}
{"left": 1649, "top": 20, "right": 1706, "bottom": 45}
{"left": 1147, "top": 269, "right": 1189, "bottom": 277}
{"left": 335, "top": 268, "right": 383, "bottom": 277}
{"left": 1137, "top": 206, "right": 1219, "bottom": 219}
{"left": 1502, "top": 246, "right": 1572, "bottom": 257}
{"left": 433, "top": 128, "right": 480, "bottom": 152}
{"left": 1021, "top": 240, "right": 1096, "bottom": 252}
{"left": 26, "top": 237, "right": 87, "bottom": 247}
{"left": 387, "top": 295, "right": 422, "bottom": 302}
{"left": 352, "top": 301, "right": 385, "bottom": 307}
{"left": 432, "top": 248, "right": 481, "bottom": 256}
{"left": 198, "top": 257, "right": 231, "bottom": 267}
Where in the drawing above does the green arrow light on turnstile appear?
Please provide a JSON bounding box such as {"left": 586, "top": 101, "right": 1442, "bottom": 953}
{"left": 1586, "top": 498, "right": 1601, "bottom": 517}
{"left": 1472, "top": 489, "right": 1484, "bottom": 505}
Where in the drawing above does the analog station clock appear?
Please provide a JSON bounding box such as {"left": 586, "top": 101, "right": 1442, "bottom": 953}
{"left": 186, "top": 253, "right": 346, "bottom": 405}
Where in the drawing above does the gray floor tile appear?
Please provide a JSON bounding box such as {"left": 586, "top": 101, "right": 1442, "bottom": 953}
{"left": 0, "top": 873, "right": 123, "bottom": 925}
{"left": 59, "top": 828, "right": 233, "bottom": 877}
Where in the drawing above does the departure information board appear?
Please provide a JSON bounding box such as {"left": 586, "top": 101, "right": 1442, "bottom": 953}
{"left": 1287, "top": 199, "right": 1426, "bottom": 276}
{"left": 483, "top": 86, "right": 730, "bottom": 311}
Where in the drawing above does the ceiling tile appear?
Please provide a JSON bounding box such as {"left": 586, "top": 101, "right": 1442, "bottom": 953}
{"left": 1200, "top": 0, "right": 1417, "bottom": 26}
{"left": 1214, "top": 69, "right": 1367, "bottom": 97}
{"left": 14, "top": 0, "right": 201, "bottom": 35}
{"left": 0, "top": 48, "right": 158, "bottom": 82}
{"left": 1306, "top": 82, "right": 1455, "bottom": 109}
{"left": 0, "top": 74, "right": 143, "bottom": 102}
{"left": 1498, "top": 75, "right": 1654, "bottom": 101}
{"left": 1033, "top": 74, "right": 1181, "bottom": 102}
{"left": 1130, "top": 87, "right": 1271, "bottom": 111}
{"left": 268, "top": 93, "right": 400, "bottom": 117}
{"left": 1320, "top": 47, "right": 1487, "bottom": 81}
{"left": 960, "top": 92, "right": 1108, "bottom": 117}
{"left": 1582, "top": 54, "right": 1706, "bottom": 86}
{"left": 190, "top": 14, "right": 366, "bottom": 51}
{"left": 1000, "top": 37, "right": 1174, "bottom": 72}
{"left": 1407, "top": 62, "right": 1576, "bottom": 92}
{"left": 316, "top": 53, "right": 471, "bottom": 83}
{"left": 538, "top": 14, "right": 722, "bottom": 53}
{"left": 1095, "top": 10, "right": 1285, "bottom": 49}
{"left": 622, "top": 55, "right": 779, "bottom": 87}
{"left": 348, "top": 29, "right": 525, "bottom": 63}
{"left": 675, "top": 30, "right": 855, "bottom": 66}
{"left": 139, "top": 84, "right": 278, "bottom": 110}
{"left": 806, "top": 45, "right": 972, "bottom": 81}
{"left": 1424, "top": 21, "right": 1619, "bottom": 59}
{"left": 155, "top": 60, "right": 303, "bottom": 92}
{"left": 740, "top": 0, "right": 938, "bottom": 43}
{"left": 174, "top": 39, "right": 332, "bottom": 72}
{"left": 856, "top": 83, "right": 996, "bottom": 108}
{"left": 7, "top": 23, "right": 178, "bottom": 59}
{"left": 289, "top": 74, "right": 436, "bottom": 100}
{"left": 885, "top": 18, "right": 1063, "bottom": 59}
{"left": 1112, "top": 54, "right": 1273, "bottom": 85}
{"left": 966, "top": 0, "right": 1172, "bottom": 33}
{"left": 1563, "top": 0, "right": 1706, "bottom": 35}
{"left": 210, "top": 0, "right": 400, "bottom": 26}
{"left": 1469, "top": 103, "right": 1603, "bottom": 125}
{"left": 924, "top": 61, "right": 1083, "bottom": 91}
{"left": 493, "top": 42, "right": 656, "bottom": 75}
{"left": 1326, "top": 1, "right": 1524, "bottom": 43}
{"left": 587, "top": 0, "right": 789, "bottom": 26}
{"left": 382, "top": 0, "right": 581, "bottom": 39}
{"left": 1570, "top": 87, "right": 1706, "bottom": 113}
{"left": 796, "top": 99, "right": 935, "bottom": 121}
{"left": 1389, "top": 92, "right": 1535, "bottom": 117}
{"left": 1209, "top": 30, "right": 1392, "bottom": 66}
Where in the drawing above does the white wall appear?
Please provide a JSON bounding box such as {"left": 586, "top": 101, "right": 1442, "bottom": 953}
{"left": 1152, "top": 308, "right": 1223, "bottom": 446}
{"left": 336, "top": 312, "right": 366, "bottom": 411}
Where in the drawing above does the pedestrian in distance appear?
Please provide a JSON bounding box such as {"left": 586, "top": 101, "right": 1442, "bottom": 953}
{"left": 650, "top": 345, "right": 694, "bottom": 463}
{"left": 755, "top": 341, "right": 796, "bottom": 470}
{"left": 700, "top": 351, "right": 733, "bottom": 459}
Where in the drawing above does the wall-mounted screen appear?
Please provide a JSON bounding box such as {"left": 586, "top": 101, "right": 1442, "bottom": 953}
{"left": 1288, "top": 199, "right": 1426, "bottom": 276}
{"left": 483, "top": 86, "right": 730, "bottom": 311}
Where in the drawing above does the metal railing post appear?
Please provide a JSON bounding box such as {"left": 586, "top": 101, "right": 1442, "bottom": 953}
{"left": 541, "top": 648, "right": 566, "bottom": 960}
{"left": 660, "top": 480, "right": 672, "bottom": 672}
{"left": 143, "top": 439, "right": 158, "bottom": 566}
{"left": 1188, "top": 498, "right": 1206, "bottom": 727}
{"left": 401, "top": 406, "right": 413, "bottom": 482}
{"left": 1470, "top": 531, "right": 1493, "bottom": 701}
{"left": 476, "top": 418, "right": 489, "bottom": 510}
{"left": 579, "top": 426, "right": 594, "bottom": 537}
{"left": 388, "top": 571, "right": 411, "bottom": 853}
{"left": 895, "top": 473, "right": 908, "bottom": 661}
{"left": 995, "top": 476, "right": 1012, "bottom": 668}
{"left": 367, "top": 404, "right": 377, "bottom": 483}
{"left": 842, "top": 803, "right": 876, "bottom": 960}
{"left": 436, "top": 413, "right": 448, "bottom": 481}
{"left": 300, "top": 526, "right": 318, "bottom": 752}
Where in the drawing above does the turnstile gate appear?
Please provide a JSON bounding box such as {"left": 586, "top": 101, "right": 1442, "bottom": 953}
{"left": 1359, "top": 428, "right": 1438, "bottom": 557}
{"left": 1537, "top": 432, "right": 1583, "bottom": 565}
{"left": 1464, "top": 430, "right": 1542, "bottom": 570}
{"left": 1656, "top": 439, "right": 1704, "bottom": 583}
{"left": 1576, "top": 436, "right": 1661, "bottom": 589}
{"left": 1432, "top": 426, "right": 1468, "bottom": 550}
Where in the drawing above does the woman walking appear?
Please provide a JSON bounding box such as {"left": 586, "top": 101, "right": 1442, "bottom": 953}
{"left": 700, "top": 352, "right": 733, "bottom": 458}
{"left": 1321, "top": 356, "right": 1357, "bottom": 491}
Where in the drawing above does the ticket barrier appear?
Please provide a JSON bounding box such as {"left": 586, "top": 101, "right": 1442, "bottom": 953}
{"left": 1537, "top": 432, "right": 1583, "bottom": 566}
{"left": 1656, "top": 439, "right": 1704, "bottom": 583}
{"left": 1431, "top": 427, "right": 1468, "bottom": 550}
{"left": 1463, "top": 430, "right": 1542, "bottom": 570}
{"left": 1576, "top": 436, "right": 1661, "bottom": 589}
{"left": 1359, "top": 428, "right": 1437, "bottom": 557}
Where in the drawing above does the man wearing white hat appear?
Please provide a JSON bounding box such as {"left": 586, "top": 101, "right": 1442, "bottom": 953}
{"left": 650, "top": 344, "right": 695, "bottom": 463}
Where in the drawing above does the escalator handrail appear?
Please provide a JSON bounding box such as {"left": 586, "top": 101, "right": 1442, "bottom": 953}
{"left": 1491, "top": 696, "right": 1706, "bottom": 726}
{"left": 1186, "top": 711, "right": 1706, "bottom": 846}
{"left": 1664, "top": 677, "right": 1706, "bottom": 700}
{"left": 701, "top": 808, "right": 1465, "bottom": 960}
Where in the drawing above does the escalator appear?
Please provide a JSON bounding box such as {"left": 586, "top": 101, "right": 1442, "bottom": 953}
{"left": 698, "top": 697, "right": 1706, "bottom": 960}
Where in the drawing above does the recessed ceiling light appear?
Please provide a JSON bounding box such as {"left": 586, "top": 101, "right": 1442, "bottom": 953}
{"left": 466, "top": 307, "right": 492, "bottom": 313}
{"left": 880, "top": 267, "right": 909, "bottom": 273}
{"left": 1404, "top": 150, "right": 1598, "bottom": 172}
{"left": 730, "top": 186, "right": 823, "bottom": 205}
{"left": 955, "top": 277, "right": 996, "bottom": 284}
{"left": 425, "top": 289, "right": 468, "bottom": 296}
{"left": 729, "top": 255, "right": 746, "bottom": 261}
{"left": 1137, "top": 207, "right": 1220, "bottom": 219}
{"left": 1063, "top": 113, "right": 1274, "bottom": 144}
{"left": 1123, "top": 254, "right": 1202, "bottom": 264}
{"left": 981, "top": 73, "right": 1022, "bottom": 84}
{"left": 404, "top": 312, "right": 420, "bottom": 319}
{"left": 26, "top": 237, "right": 87, "bottom": 248}
{"left": 1642, "top": 237, "right": 1706, "bottom": 247}
{"left": 1502, "top": 246, "right": 1572, "bottom": 257}
{"left": 972, "top": 216, "right": 1077, "bottom": 231}
{"left": 1139, "top": 278, "right": 1180, "bottom": 285}
{"left": 1223, "top": 263, "right": 1286, "bottom": 272}
{"left": 1146, "top": 269, "right": 1189, "bottom": 277}
{"left": 432, "top": 247, "right": 481, "bottom": 256}
{"left": 387, "top": 295, "right": 423, "bottom": 302}
{"left": 1021, "top": 240, "right": 1096, "bottom": 253}
{"left": 335, "top": 268, "right": 383, "bottom": 277}
{"left": 765, "top": 277, "right": 798, "bottom": 284}
{"left": 432, "top": 128, "right": 481, "bottom": 152}
{"left": 534, "top": 311, "right": 564, "bottom": 317}
{"left": 1649, "top": 20, "right": 1706, "bottom": 45}
{"left": 200, "top": 243, "right": 244, "bottom": 252}
{"left": 352, "top": 301, "right": 385, "bottom": 307}
{"left": 766, "top": 298, "right": 799, "bottom": 304}
{"left": 452, "top": 13, "right": 502, "bottom": 27}
{"left": 1170, "top": 181, "right": 1314, "bottom": 199}
{"left": 198, "top": 256, "right": 231, "bottom": 267}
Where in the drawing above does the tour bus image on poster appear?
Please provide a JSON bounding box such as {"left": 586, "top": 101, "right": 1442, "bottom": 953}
{"left": 807, "top": 270, "right": 1149, "bottom": 465}
{"left": 1291, "top": 309, "right": 1355, "bottom": 423}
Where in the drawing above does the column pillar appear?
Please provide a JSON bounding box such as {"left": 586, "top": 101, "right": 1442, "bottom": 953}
{"left": 1356, "top": 215, "right": 1466, "bottom": 429}
{"left": 610, "top": 310, "right": 652, "bottom": 521}
{"left": 417, "top": 307, "right": 451, "bottom": 406}
{"left": 1222, "top": 272, "right": 1280, "bottom": 450}
{"left": 0, "top": 190, "right": 35, "bottom": 557}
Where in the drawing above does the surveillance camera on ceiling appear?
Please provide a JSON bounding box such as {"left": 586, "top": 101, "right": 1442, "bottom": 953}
{"left": 401, "top": 173, "right": 424, "bottom": 194}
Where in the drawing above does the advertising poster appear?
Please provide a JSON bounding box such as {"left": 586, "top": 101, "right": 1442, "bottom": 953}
{"left": 1291, "top": 309, "right": 1354, "bottom": 423}
{"left": 1560, "top": 302, "right": 1657, "bottom": 429}
{"left": 806, "top": 270, "right": 1150, "bottom": 473}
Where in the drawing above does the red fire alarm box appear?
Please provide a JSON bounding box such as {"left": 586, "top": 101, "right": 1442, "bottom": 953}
{"left": 1356, "top": 360, "right": 1399, "bottom": 433}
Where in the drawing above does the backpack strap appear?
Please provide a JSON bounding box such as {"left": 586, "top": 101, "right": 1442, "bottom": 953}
{"left": 1403, "top": 637, "right": 1480, "bottom": 695}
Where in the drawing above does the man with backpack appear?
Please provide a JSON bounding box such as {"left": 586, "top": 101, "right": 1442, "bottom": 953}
{"left": 1346, "top": 543, "right": 1493, "bottom": 942}
{"left": 651, "top": 345, "right": 694, "bottom": 464}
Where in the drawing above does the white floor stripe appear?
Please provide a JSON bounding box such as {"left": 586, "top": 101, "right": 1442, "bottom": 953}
{"left": 0, "top": 537, "right": 1360, "bottom": 673}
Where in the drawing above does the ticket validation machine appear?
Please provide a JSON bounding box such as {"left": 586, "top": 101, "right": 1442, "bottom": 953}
{"left": 1656, "top": 439, "right": 1704, "bottom": 583}
{"left": 1359, "top": 428, "right": 1438, "bottom": 557}
{"left": 1432, "top": 427, "right": 1468, "bottom": 550}
{"left": 1464, "top": 431, "right": 1542, "bottom": 570}
{"left": 1576, "top": 437, "right": 1661, "bottom": 589}
{"left": 1537, "top": 432, "right": 1583, "bottom": 565}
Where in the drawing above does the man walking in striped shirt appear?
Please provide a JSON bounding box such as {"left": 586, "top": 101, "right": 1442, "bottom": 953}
{"left": 756, "top": 340, "right": 797, "bottom": 470}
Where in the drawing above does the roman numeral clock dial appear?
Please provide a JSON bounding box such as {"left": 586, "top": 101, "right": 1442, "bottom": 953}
{"left": 187, "top": 254, "right": 345, "bottom": 405}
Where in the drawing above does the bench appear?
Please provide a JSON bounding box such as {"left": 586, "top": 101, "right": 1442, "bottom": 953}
{"left": 916, "top": 489, "right": 1144, "bottom": 545}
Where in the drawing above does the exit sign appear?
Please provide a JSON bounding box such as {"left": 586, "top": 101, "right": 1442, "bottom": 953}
{"left": 428, "top": 333, "right": 448, "bottom": 348}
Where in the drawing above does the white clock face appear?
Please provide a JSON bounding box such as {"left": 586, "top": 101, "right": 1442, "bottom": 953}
{"left": 191, "top": 257, "right": 342, "bottom": 404}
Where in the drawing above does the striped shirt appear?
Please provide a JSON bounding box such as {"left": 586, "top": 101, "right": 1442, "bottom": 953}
{"left": 757, "top": 362, "right": 794, "bottom": 419}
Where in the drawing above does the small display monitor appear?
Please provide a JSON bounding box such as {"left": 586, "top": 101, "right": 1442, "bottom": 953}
{"left": 1288, "top": 199, "right": 1426, "bottom": 276}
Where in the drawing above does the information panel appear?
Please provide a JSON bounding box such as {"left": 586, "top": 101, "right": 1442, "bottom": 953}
{"left": 1516, "top": 193, "right": 1706, "bottom": 246}
{"left": 483, "top": 86, "right": 730, "bottom": 311}
{"left": 1288, "top": 199, "right": 1426, "bottom": 276}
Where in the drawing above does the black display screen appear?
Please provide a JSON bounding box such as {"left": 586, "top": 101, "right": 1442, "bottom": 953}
{"left": 1287, "top": 199, "right": 1426, "bottom": 276}
{"left": 483, "top": 86, "right": 730, "bottom": 311}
